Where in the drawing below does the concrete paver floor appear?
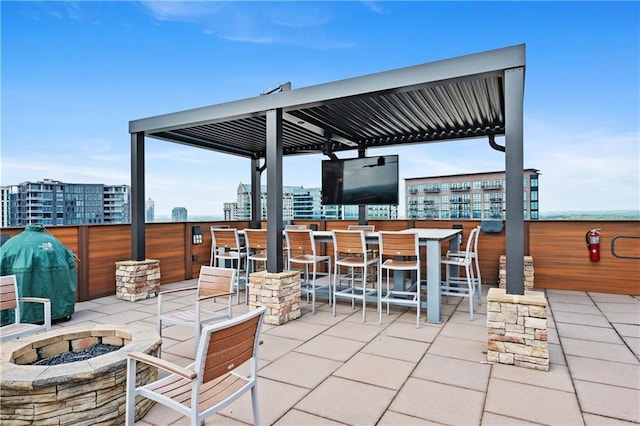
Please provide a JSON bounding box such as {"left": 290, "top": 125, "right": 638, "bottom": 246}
{"left": 58, "top": 281, "right": 639, "bottom": 425}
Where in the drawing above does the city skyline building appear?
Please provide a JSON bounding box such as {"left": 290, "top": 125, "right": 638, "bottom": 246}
{"left": 146, "top": 198, "right": 155, "bottom": 223}
{"left": 223, "top": 183, "right": 398, "bottom": 221}
{"left": 405, "top": 169, "right": 540, "bottom": 220}
{"left": 2, "top": 179, "right": 130, "bottom": 226}
{"left": 171, "top": 207, "right": 188, "bottom": 222}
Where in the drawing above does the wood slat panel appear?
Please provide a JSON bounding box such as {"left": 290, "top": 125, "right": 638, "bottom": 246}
{"left": 3, "top": 219, "right": 638, "bottom": 300}
{"left": 88, "top": 225, "right": 131, "bottom": 298}
{"left": 530, "top": 221, "right": 640, "bottom": 295}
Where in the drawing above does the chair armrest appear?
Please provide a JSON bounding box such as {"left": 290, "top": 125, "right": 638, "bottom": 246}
{"left": 19, "top": 297, "right": 51, "bottom": 329}
{"left": 159, "top": 286, "right": 198, "bottom": 296}
{"left": 198, "top": 291, "right": 235, "bottom": 302}
{"left": 128, "top": 351, "right": 197, "bottom": 380}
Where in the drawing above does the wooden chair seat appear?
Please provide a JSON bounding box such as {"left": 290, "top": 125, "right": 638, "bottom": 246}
{"left": 126, "top": 307, "right": 266, "bottom": 426}
{"left": 157, "top": 266, "right": 235, "bottom": 356}
{"left": 0, "top": 275, "right": 51, "bottom": 342}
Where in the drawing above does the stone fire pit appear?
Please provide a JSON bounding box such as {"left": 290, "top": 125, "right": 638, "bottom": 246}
{"left": 0, "top": 324, "right": 161, "bottom": 425}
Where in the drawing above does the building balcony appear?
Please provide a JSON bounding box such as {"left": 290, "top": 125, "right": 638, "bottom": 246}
{"left": 482, "top": 184, "right": 502, "bottom": 190}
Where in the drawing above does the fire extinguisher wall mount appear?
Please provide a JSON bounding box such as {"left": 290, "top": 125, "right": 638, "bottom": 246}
{"left": 585, "top": 228, "right": 601, "bottom": 262}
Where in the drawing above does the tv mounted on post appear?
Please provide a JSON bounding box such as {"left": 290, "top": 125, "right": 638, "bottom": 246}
{"left": 322, "top": 155, "right": 399, "bottom": 205}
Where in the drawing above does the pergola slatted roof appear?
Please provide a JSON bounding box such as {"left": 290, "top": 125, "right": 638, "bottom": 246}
{"left": 128, "top": 44, "right": 528, "bottom": 301}
{"left": 130, "top": 45, "right": 521, "bottom": 159}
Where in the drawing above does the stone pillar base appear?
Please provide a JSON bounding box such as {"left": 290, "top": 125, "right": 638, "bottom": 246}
{"left": 499, "top": 255, "right": 534, "bottom": 290}
{"left": 487, "top": 287, "right": 549, "bottom": 371}
{"left": 115, "top": 260, "right": 161, "bottom": 301}
{"left": 248, "top": 270, "right": 301, "bottom": 325}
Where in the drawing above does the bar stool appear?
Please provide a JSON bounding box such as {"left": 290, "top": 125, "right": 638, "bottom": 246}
{"left": 285, "top": 229, "right": 331, "bottom": 315}
{"left": 332, "top": 230, "right": 378, "bottom": 322}
{"left": 210, "top": 227, "right": 247, "bottom": 304}
{"left": 244, "top": 229, "right": 268, "bottom": 301}
{"left": 378, "top": 231, "right": 421, "bottom": 328}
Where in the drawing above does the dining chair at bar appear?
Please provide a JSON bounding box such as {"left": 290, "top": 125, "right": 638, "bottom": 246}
{"left": 440, "top": 226, "right": 480, "bottom": 320}
{"left": 284, "top": 224, "right": 308, "bottom": 268}
{"left": 210, "top": 227, "right": 247, "bottom": 304}
{"left": 347, "top": 224, "right": 378, "bottom": 265}
{"left": 377, "top": 231, "right": 422, "bottom": 328}
{"left": 126, "top": 307, "right": 267, "bottom": 426}
{"left": 444, "top": 225, "right": 482, "bottom": 302}
{"left": 285, "top": 229, "right": 332, "bottom": 315}
{"left": 332, "top": 230, "right": 379, "bottom": 322}
{"left": 244, "top": 229, "right": 268, "bottom": 294}
{"left": 157, "top": 266, "right": 235, "bottom": 356}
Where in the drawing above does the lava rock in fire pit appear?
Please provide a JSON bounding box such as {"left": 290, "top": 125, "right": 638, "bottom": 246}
{"left": 33, "top": 344, "right": 121, "bottom": 366}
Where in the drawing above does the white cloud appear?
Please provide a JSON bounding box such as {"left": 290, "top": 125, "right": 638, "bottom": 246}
{"left": 525, "top": 117, "right": 639, "bottom": 211}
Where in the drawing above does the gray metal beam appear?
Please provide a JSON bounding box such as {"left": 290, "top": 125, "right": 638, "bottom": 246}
{"left": 129, "top": 45, "right": 525, "bottom": 135}
{"left": 504, "top": 66, "right": 526, "bottom": 295}
{"left": 250, "top": 157, "right": 262, "bottom": 229}
{"left": 266, "top": 109, "right": 284, "bottom": 272}
{"left": 131, "top": 132, "right": 145, "bottom": 261}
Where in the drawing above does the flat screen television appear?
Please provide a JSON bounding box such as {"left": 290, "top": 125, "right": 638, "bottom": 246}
{"left": 322, "top": 155, "right": 399, "bottom": 205}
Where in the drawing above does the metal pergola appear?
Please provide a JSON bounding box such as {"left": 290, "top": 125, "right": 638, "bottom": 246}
{"left": 129, "top": 44, "right": 527, "bottom": 294}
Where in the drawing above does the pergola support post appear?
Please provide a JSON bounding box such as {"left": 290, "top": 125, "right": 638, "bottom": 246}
{"left": 266, "top": 109, "right": 284, "bottom": 272}
{"left": 250, "top": 157, "right": 262, "bottom": 229}
{"left": 131, "top": 132, "right": 145, "bottom": 261}
{"left": 504, "top": 66, "right": 525, "bottom": 295}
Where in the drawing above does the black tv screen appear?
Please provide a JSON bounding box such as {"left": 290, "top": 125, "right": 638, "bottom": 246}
{"left": 322, "top": 155, "right": 399, "bottom": 205}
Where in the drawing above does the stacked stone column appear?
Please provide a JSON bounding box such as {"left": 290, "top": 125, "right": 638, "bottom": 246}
{"left": 487, "top": 288, "right": 549, "bottom": 371}
{"left": 499, "top": 255, "right": 534, "bottom": 290}
{"left": 115, "top": 260, "right": 161, "bottom": 301}
{"left": 248, "top": 270, "right": 301, "bottom": 325}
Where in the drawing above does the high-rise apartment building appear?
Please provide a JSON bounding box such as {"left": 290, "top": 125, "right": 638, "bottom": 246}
{"left": 146, "top": 198, "right": 155, "bottom": 223}
{"left": 405, "top": 169, "right": 540, "bottom": 220}
{"left": 104, "top": 185, "right": 130, "bottom": 224}
{"left": 3, "top": 179, "right": 131, "bottom": 226}
{"left": 171, "top": 207, "right": 188, "bottom": 222}
{"left": 224, "top": 183, "right": 398, "bottom": 221}
{"left": 1, "top": 186, "right": 10, "bottom": 228}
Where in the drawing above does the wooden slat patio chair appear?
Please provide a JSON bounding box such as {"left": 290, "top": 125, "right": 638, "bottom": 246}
{"left": 378, "top": 231, "right": 422, "bottom": 328}
{"left": 126, "top": 307, "right": 267, "bottom": 426}
{"left": 0, "top": 274, "right": 51, "bottom": 342}
{"left": 157, "top": 266, "right": 235, "bottom": 356}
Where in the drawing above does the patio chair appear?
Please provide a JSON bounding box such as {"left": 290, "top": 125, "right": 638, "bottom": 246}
{"left": 284, "top": 224, "right": 308, "bottom": 267}
{"left": 332, "top": 230, "right": 379, "bottom": 322}
{"left": 210, "top": 227, "right": 247, "bottom": 304}
{"left": 378, "top": 231, "right": 422, "bottom": 328}
{"left": 440, "top": 226, "right": 480, "bottom": 320}
{"left": 157, "top": 266, "right": 235, "bottom": 356}
{"left": 0, "top": 275, "right": 51, "bottom": 342}
{"left": 347, "top": 224, "right": 378, "bottom": 266}
{"left": 445, "top": 225, "right": 482, "bottom": 298}
{"left": 244, "top": 229, "right": 268, "bottom": 289}
{"left": 126, "top": 307, "right": 267, "bottom": 426}
{"left": 285, "top": 229, "right": 332, "bottom": 315}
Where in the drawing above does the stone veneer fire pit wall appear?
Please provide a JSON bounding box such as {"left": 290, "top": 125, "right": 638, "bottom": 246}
{"left": 0, "top": 324, "right": 161, "bottom": 425}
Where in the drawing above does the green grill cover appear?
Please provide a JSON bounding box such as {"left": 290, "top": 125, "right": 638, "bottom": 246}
{"left": 1, "top": 225, "right": 77, "bottom": 325}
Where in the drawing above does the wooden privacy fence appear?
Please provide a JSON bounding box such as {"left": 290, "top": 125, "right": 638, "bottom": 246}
{"left": 1, "top": 220, "right": 638, "bottom": 301}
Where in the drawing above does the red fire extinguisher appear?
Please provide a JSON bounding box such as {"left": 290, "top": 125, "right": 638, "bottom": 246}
{"left": 585, "top": 228, "right": 601, "bottom": 262}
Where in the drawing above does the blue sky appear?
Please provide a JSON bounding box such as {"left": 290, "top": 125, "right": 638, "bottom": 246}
{"left": 2, "top": 1, "right": 639, "bottom": 217}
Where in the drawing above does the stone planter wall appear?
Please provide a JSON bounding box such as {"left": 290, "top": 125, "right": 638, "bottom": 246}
{"left": 248, "top": 270, "right": 301, "bottom": 325}
{"left": 486, "top": 287, "right": 549, "bottom": 371}
{"left": 115, "top": 259, "right": 161, "bottom": 301}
